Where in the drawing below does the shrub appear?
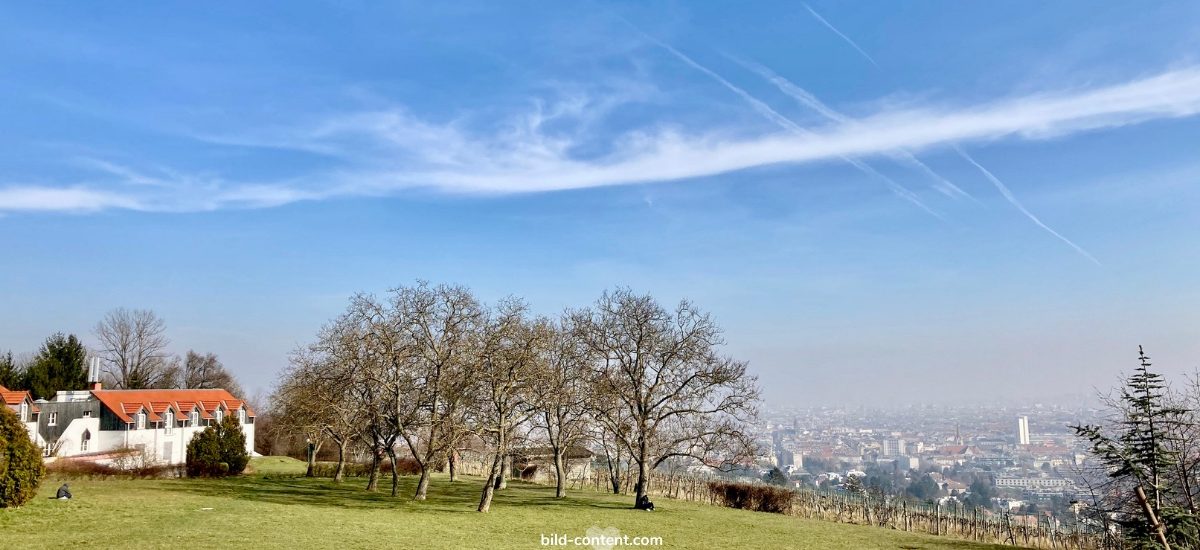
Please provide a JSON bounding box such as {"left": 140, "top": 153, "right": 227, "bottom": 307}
{"left": 0, "top": 405, "right": 45, "bottom": 507}
{"left": 45, "top": 457, "right": 183, "bottom": 479}
{"left": 707, "top": 480, "right": 795, "bottom": 515}
{"left": 186, "top": 416, "right": 249, "bottom": 477}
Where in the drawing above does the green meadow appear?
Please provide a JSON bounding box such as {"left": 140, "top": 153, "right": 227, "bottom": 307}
{"left": 0, "top": 457, "right": 1014, "bottom": 549}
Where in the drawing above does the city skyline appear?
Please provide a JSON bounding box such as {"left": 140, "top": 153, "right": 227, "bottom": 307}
{"left": 3, "top": 2, "right": 1200, "bottom": 405}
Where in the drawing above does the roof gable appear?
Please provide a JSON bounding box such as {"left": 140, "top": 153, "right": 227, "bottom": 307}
{"left": 1, "top": 385, "right": 36, "bottom": 411}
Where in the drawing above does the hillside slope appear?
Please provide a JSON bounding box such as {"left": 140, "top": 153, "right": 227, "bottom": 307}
{"left": 1, "top": 459, "right": 1012, "bottom": 550}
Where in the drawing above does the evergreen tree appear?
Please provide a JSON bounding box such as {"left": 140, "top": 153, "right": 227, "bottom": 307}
{"left": 0, "top": 352, "right": 23, "bottom": 389}
{"left": 1073, "top": 346, "right": 1200, "bottom": 549}
{"left": 0, "top": 405, "right": 46, "bottom": 507}
{"left": 843, "top": 474, "right": 866, "bottom": 496}
{"left": 762, "top": 467, "right": 789, "bottom": 487}
{"left": 23, "top": 333, "right": 88, "bottom": 400}
{"left": 186, "top": 416, "right": 249, "bottom": 477}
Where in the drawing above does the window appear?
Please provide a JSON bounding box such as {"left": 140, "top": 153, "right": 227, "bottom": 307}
{"left": 164, "top": 411, "right": 174, "bottom": 435}
{"left": 44, "top": 443, "right": 53, "bottom": 457}
{"left": 190, "top": 410, "right": 199, "bottom": 426}
{"left": 238, "top": 408, "right": 246, "bottom": 424}
{"left": 48, "top": 411, "right": 57, "bottom": 426}
{"left": 81, "top": 430, "right": 91, "bottom": 452}
{"left": 19, "top": 402, "right": 28, "bottom": 422}
{"left": 83, "top": 410, "right": 92, "bottom": 418}
{"left": 136, "top": 412, "right": 146, "bottom": 430}
{"left": 215, "top": 409, "right": 223, "bottom": 423}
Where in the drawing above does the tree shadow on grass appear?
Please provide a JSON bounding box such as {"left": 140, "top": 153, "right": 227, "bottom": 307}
{"left": 163, "top": 474, "right": 631, "bottom": 515}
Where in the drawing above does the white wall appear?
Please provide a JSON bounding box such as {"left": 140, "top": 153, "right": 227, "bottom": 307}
{"left": 60, "top": 419, "right": 256, "bottom": 466}
{"left": 24, "top": 421, "right": 42, "bottom": 447}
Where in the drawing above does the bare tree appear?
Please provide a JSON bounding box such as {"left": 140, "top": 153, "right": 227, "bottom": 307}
{"left": 474, "top": 300, "right": 545, "bottom": 512}
{"left": 181, "top": 351, "right": 244, "bottom": 397}
{"left": 594, "top": 403, "right": 634, "bottom": 494}
{"left": 386, "top": 282, "right": 484, "bottom": 501}
{"left": 279, "top": 316, "right": 365, "bottom": 483}
{"left": 573, "top": 288, "right": 760, "bottom": 506}
{"left": 340, "top": 294, "right": 403, "bottom": 494}
{"left": 271, "top": 371, "right": 326, "bottom": 477}
{"left": 94, "top": 308, "right": 174, "bottom": 389}
{"left": 530, "top": 316, "right": 594, "bottom": 498}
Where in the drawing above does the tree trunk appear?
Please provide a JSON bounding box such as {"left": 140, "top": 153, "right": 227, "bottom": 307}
{"left": 608, "top": 458, "right": 622, "bottom": 494}
{"left": 333, "top": 439, "right": 347, "bottom": 483}
{"left": 366, "top": 448, "right": 381, "bottom": 491}
{"left": 496, "top": 454, "right": 509, "bottom": 490}
{"left": 448, "top": 449, "right": 458, "bottom": 482}
{"left": 305, "top": 440, "right": 319, "bottom": 477}
{"left": 479, "top": 450, "right": 504, "bottom": 512}
{"left": 553, "top": 449, "right": 567, "bottom": 498}
{"left": 388, "top": 447, "right": 400, "bottom": 497}
{"left": 634, "top": 435, "right": 649, "bottom": 505}
{"left": 414, "top": 465, "right": 430, "bottom": 500}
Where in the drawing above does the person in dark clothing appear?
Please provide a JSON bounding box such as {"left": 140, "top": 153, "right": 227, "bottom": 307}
{"left": 635, "top": 494, "right": 654, "bottom": 511}
{"left": 56, "top": 483, "right": 72, "bottom": 500}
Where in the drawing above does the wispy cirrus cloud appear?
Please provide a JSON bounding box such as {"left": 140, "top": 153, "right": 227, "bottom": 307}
{"left": 729, "top": 55, "right": 973, "bottom": 201}
{"left": 4, "top": 66, "right": 1200, "bottom": 213}
{"left": 0, "top": 185, "right": 143, "bottom": 211}
{"left": 725, "top": 55, "right": 1096, "bottom": 262}
{"left": 642, "top": 35, "right": 941, "bottom": 217}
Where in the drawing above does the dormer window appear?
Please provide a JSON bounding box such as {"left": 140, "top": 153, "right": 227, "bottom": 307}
{"left": 164, "top": 411, "right": 174, "bottom": 435}
{"left": 215, "top": 409, "right": 224, "bottom": 423}
{"left": 136, "top": 411, "right": 146, "bottom": 430}
{"left": 48, "top": 411, "right": 57, "bottom": 426}
{"left": 190, "top": 410, "right": 199, "bottom": 426}
{"left": 19, "top": 402, "right": 28, "bottom": 422}
{"left": 238, "top": 408, "right": 246, "bottom": 424}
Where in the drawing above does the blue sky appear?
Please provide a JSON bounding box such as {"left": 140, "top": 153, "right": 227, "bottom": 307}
{"left": 3, "top": 1, "right": 1199, "bottom": 405}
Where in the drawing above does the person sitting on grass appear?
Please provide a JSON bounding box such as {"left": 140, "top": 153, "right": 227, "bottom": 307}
{"left": 635, "top": 494, "right": 655, "bottom": 511}
{"left": 56, "top": 483, "right": 72, "bottom": 500}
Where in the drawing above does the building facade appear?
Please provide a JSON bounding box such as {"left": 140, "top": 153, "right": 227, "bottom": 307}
{"left": 1, "top": 384, "right": 40, "bottom": 443}
{"left": 32, "top": 386, "right": 254, "bottom": 465}
{"left": 1017, "top": 416, "right": 1030, "bottom": 446}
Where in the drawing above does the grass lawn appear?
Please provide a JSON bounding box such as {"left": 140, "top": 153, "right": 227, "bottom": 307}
{"left": 0, "top": 457, "right": 1014, "bottom": 549}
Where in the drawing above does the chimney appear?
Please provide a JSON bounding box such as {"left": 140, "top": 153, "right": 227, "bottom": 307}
{"left": 88, "top": 357, "right": 102, "bottom": 391}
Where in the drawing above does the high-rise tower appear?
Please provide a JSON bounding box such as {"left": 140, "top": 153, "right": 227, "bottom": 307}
{"left": 1017, "top": 416, "right": 1030, "bottom": 446}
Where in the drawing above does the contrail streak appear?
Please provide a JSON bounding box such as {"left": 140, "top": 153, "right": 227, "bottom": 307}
{"left": 732, "top": 56, "right": 974, "bottom": 201}
{"left": 642, "top": 34, "right": 940, "bottom": 217}
{"left": 956, "top": 147, "right": 1101, "bottom": 265}
{"left": 802, "top": 3, "right": 878, "bottom": 67}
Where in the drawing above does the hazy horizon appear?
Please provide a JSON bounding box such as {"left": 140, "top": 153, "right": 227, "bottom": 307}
{"left": 3, "top": 2, "right": 1199, "bottom": 406}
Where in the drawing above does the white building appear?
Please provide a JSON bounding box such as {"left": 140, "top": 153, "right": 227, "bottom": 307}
{"left": 1017, "top": 416, "right": 1030, "bottom": 446}
{"left": 2, "top": 384, "right": 40, "bottom": 443}
{"left": 33, "top": 385, "right": 254, "bottom": 465}
{"left": 996, "top": 477, "right": 1071, "bottom": 489}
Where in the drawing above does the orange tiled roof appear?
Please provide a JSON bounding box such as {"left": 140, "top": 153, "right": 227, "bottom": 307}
{"left": 0, "top": 384, "right": 37, "bottom": 413}
{"left": 91, "top": 388, "right": 253, "bottom": 424}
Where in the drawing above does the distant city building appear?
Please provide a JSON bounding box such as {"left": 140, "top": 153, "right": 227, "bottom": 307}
{"left": 882, "top": 438, "right": 906, "bottom": 457}
{"left": 1017, "top": 416, "right": 1030, "bottom": 446}
{"left": 996, "top": 477, "right": 1071, "bottom": 490}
